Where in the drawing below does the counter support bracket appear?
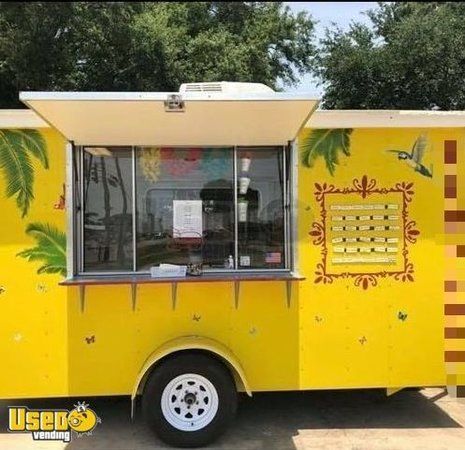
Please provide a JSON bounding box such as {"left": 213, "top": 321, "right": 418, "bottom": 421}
{"left": 79, "top": 285, "right": 85, "bottom": 313}
{"left": 234, "top": 281, "right": 240, "bottom": 309}
{"left": 286, "top": 280, "right": 292, "bottom": 308}
{"left": 131, "top": 283, "right": 137, "bottom": 311}
{"left": 172, "top": 282, "right": 178, "bottom": 310}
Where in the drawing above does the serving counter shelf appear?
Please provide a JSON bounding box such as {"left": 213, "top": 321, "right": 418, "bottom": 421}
{"left": 60, "top": 272, "right": 305, "bottom": 311}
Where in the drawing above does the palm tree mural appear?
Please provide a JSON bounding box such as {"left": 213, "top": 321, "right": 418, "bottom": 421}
{"left": 0, "top": 129, "right": 47, "bottom": 217}
{"left": 17, "top": 222, "right": 66, "bottom": 276}
{"left": 301, "top": 128, "right": 353, "bottom": 176}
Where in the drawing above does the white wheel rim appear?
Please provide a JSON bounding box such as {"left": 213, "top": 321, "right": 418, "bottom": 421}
{"left": 161, "top": 373, "right": 219, "bottom": 432}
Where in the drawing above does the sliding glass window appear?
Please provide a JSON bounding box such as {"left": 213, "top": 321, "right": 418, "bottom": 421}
{"left": 82, "top": 147, "right": 133, "bottom": 272}
{"left": 236, "top": 147, "right": 286, "bottom": 269}
{"left": 78, "top": 146, "right": 289, "bottom": 274}
{"left": 136, "top": 148, "right": 234, "bottom": 270}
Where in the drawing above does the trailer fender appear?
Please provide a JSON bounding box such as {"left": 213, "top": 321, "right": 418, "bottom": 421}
{"left": 131, "top": 336, "right": 251, "bottom": 418}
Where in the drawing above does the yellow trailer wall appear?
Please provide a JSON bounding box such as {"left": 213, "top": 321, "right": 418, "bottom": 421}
{"left": 0, "top": 125, "right": 458, "bottom": 399}
{"left": 0, "top": 128, "right": 68, "bottom": 397}
{"left": 298, "top": 127, "right": 453, "bottom": 389}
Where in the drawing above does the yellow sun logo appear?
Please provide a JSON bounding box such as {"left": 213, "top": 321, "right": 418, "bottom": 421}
{"left": 67, "top": 402, "right": 100, "bottom": 434}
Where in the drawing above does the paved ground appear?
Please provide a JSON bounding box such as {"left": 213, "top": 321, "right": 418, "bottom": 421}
{"left": 0, "top": 388, "right": 464, "bottom": 449}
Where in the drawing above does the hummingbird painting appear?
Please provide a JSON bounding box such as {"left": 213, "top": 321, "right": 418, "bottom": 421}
{"left": 388, "top": 134, "right": 433, "bottom": 178}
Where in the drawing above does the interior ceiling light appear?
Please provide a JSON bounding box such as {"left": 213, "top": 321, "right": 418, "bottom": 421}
{"left": 84, "top": 147, "right": 113, "bottom": 157}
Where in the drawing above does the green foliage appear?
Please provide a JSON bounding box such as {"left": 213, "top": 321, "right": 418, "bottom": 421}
{"left": 0, "top": 2, "right": 315, "bottom": 107}
{"left": 0, "top": 129, "right": 47, "bottom": 217}
{"left": 315, "top": 2, "right": 465, "bottom": 109}
{"left": 17, "top": 222, "right": 67, "bottom": 276}
{"left": 301, "top": 128, "right": 352, "bottom": 176}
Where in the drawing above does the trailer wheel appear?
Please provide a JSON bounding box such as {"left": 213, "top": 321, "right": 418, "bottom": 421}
{"left": 142, "top": 353, "right": 237, "bottom": 447}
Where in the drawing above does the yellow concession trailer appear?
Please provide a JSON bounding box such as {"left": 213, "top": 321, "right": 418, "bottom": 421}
{"left": 1, "top": 82, "right": 464, "bottom": 446}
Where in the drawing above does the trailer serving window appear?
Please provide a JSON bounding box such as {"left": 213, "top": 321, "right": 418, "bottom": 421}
{"left": 19, "top": 88, "right": 319, "bottom": 279}
{"left": 79, "top": 146, "right": 290, "bottom": 274}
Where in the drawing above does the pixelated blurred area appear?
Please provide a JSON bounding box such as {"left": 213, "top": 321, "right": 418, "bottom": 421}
{"left": 444, "top": 140, "right": 465, "bottom": 397}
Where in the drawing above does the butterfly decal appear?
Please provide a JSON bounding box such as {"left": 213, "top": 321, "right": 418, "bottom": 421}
{"left": 85, "top": 335, "right": 96, "bottom": 344}
{"left": 54, "top": 183, "right": 65, "bottom": 210}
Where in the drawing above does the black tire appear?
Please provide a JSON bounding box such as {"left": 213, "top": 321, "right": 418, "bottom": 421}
{"left": 142, "top": 353, "right": 237, "bottom": 448}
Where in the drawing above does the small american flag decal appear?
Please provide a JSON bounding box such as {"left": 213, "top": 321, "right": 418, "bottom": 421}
{"left": 265, "top": 252, "right": 282, "bottom": 264}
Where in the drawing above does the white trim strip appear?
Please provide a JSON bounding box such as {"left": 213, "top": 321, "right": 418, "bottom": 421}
{"left": 306, "top": 109, "right": 465, "bottom": 129}
{"left": 0, "top": 110, "right": 49, "bottom": 128}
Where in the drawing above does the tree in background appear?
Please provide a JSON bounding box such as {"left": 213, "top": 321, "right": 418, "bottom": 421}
{"left": 0, "top": 2, "right": 315, "bottom": 107}
{"left": 315, "top": 2, "right": 465, "bottom": 110}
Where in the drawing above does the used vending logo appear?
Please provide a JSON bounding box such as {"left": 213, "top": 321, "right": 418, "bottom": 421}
{"left": 8, "top": 401, "right": 101, "bottom": 442}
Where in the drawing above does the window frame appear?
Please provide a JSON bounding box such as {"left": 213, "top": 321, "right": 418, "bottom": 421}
{"left": 72, "top": 144, "right": 293, "bottom": 276}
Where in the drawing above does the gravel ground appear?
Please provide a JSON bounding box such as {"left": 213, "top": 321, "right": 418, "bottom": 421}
{"left": 0, "top": 388, "right": 464, "bottom": 450}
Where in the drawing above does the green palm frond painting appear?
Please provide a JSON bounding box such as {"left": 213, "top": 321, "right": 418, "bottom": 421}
{"left": 0, "top": 129, "right": 47, "bottom": 217}
{"left": 301, "top": 128, "right": 353, "bottom": 176}
{"left": 17, "top": 222, "right": 66, "bottom": 276}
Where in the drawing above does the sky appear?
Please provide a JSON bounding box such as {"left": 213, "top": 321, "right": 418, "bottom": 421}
{"left": 285, "top": 2, "right": 376, "bottom": 95}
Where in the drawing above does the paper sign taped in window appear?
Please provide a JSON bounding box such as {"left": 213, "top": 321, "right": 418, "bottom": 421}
{"left": 173, "top": 200, "right": 203, "bottom": 238}
{"left": 240, "top": 255, "right": 251, "bottom": 266}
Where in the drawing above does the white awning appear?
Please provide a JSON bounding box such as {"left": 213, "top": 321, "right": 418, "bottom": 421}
{"left": 20, "top": 91, "right": 319, "bottom": 146}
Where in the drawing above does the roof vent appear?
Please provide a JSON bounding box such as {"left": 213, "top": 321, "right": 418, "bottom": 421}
{"left": 179, "top": 82, "right": 274, "bottom": 94}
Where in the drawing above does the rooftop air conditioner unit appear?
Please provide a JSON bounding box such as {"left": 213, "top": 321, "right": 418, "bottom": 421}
{"left": 179, "top": 81, "right": 274, "bottom": 94}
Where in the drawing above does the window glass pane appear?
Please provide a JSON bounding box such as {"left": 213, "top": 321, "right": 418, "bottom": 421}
{"left": 83, "top": 147, "right": 133, "bottom": 272}
{"left": 136, "top": 148, "right": 234, "bottom": 270}
{"left": 237, "top": 147, "right": 285, "bottom": 269}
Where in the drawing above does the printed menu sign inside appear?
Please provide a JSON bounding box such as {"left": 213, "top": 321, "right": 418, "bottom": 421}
{"left": 173, "top": 200, "right": 203, "bottom": 239}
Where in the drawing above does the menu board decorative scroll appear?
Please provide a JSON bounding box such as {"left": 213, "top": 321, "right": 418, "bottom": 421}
{"left": 309, "top": 175, "right": 420, "bottom": 289}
